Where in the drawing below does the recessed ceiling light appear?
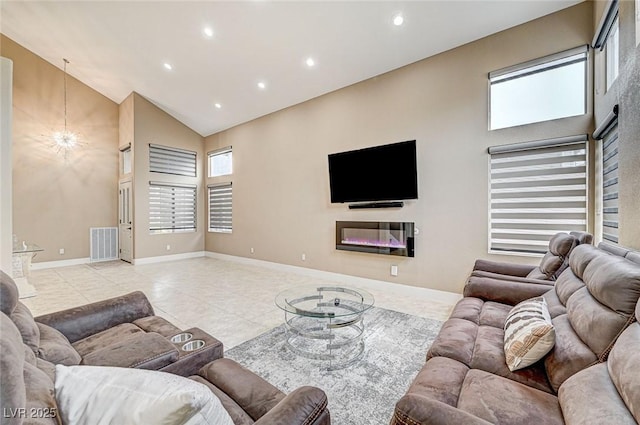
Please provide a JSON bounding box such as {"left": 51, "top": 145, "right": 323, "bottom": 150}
{"left": 306, "top": 57, "right": 316, "bottom": 68}
{"left": 203, "top": 27, "right": 214, "bottom": 38}
{"left": 163, "top": 62, "right": 173, "bottom": 70}
{"left": 214, "top": 103, "right": 222, "bottom": 109}
{"left": 393, "top": 14, "right": 404, "bottom": 26}
{"left": 257, "top": 81, "right": 266, "bottom": 90}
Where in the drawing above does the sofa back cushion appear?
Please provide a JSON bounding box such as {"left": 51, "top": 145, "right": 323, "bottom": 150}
{"left": 607, "top": 302, "right": 640, "bottom": 422}
{"left": 1, "top": 313, "right": 27, "bottom": 425}
{"left": 1, "top": 270, "right": 19, "bottom": 315}
{"left": 544, "top": 244, "right": 640, "bottom": 392}
{"left": 526, "top": 232, "right": 578, "bottom": 280}
{"left": 37, "top": 323, "right": 82, "bottom": 366}
{"left": 10, "top": 302, "right": 41, "bottom": 354}
{"left": 1, "top": 313, "right": 59, "bottom": 425}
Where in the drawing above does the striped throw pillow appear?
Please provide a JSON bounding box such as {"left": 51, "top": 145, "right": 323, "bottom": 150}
{"left": 504, "top": 297, "right": 555, "bottom": 371}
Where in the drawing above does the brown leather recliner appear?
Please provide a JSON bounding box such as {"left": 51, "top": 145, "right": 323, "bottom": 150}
{"left": 391, "top": 242, "right": 640, "bottom": 425}
{"left": 0, "top": 270, "right": 331, "bottom": 425}
{"left": 1, "top": 270, "right": 222, "bottom": 377}
{"left": 464, "top": 231, "right": 593, "bottom": 305}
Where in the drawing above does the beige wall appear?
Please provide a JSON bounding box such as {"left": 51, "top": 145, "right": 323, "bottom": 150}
{"left": 1, "top": 57, "right": 13, "bottom": 274}
{"left": 204, "top": 3, "right": 594, "bottom": 294}
{"left": 131, "top": 93, "right": 205, "bottom": 260}
{"left": 1, "top": 35, "right": 119, "bottom": 263}
{"left": 593, "top": 0, "right": 640, "bottom": 250}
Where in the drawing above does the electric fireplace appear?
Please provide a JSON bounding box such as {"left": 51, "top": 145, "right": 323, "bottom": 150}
{"left": 336, "top": 221, "right": 415, "bottom": 257}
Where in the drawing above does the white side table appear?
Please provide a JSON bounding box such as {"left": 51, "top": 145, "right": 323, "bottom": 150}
{"left": 12, "top": 243, "right": 43, "bottom": 299}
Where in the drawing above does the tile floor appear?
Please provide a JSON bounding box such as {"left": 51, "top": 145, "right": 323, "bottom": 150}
{"left": 22, "top": 257, "right": 459, "bottom": 350}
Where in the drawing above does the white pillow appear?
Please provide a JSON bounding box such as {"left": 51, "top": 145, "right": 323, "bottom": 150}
{"left": 54, "top": 365, "right": 234, "bottom": 425}
{"left": 504, "top": 297, "right": 556, "bottom": 371}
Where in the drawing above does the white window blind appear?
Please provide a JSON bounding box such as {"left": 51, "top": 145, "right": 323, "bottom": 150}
{"left": 209, "top": 183, "right": 232, "bottom": 233}
{"left": 601, "top": 127, "right": 619, "bottom": 244}
{"left": 149, "top": 182, "right": 197, "bottom": 233}
{"left": 489, "top": 46, "right": 587, "bottom": 130}
{"left": 149, "top": 144, "right": 197, "bottom": 177}
{"left": 489, "top": 135, "right": 588, "bottom": 255}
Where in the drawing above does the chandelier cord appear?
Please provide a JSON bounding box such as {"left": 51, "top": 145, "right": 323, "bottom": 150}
{"left": 63, "top": 58, "right": 69, "bottom": 131}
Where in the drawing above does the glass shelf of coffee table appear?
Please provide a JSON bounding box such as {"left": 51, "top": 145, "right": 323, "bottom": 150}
{"left": 275, "top": 285, "right": 374, "bottom": 370}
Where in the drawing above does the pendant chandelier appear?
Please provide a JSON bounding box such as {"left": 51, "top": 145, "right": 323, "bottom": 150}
{"left": 53, "top": 58, "right": 79, "bottom": 156}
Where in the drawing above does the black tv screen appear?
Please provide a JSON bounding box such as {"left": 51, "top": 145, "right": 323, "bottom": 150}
{"left": 328, "top": 140, "right": 418, "bottom": 203}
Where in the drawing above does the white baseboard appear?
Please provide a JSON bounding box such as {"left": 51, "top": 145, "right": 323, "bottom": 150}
{"left": 31, "top": 257, "right": 91, "bottom": 270}
{"left": 205, "top": 251, "right": 461, "bottom": 304}
{"left": 132, "top": 251, "right": 205, "bottom": 265}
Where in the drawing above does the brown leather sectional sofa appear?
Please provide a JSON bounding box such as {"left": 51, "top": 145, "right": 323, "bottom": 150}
{"left": 0, "top": 271, "right": 330, "bottom": 425}
{"left": 391, "top": 241, "right": 640, "bottom": 425}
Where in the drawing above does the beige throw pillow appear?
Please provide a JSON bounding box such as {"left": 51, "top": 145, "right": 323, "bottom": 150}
{"left": 504, "top": 297, "right": 555, "bottom": 371}
{"left": 55, "top": 365, "right": 234, "bottom": 425}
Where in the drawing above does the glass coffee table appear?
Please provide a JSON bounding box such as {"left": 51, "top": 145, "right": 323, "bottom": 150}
{"left": 275, "top": 286, "right": 374, "bottom": 370}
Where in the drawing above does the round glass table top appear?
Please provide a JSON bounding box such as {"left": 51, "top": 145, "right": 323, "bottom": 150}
{"left": 275, "top": 285, "right": 374, "bottom": 318}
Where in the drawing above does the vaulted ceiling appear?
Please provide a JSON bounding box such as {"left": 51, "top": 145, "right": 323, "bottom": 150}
{"left": 1, "top": 1, "right": 582, "bottom": 136}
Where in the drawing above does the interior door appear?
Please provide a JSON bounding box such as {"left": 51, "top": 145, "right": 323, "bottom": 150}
{"left": 118, "top": 181, "right": 133, "bottom": 263}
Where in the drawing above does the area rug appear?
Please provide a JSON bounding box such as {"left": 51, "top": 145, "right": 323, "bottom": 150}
{"left": 226, "top": 306, "right": 443, "bottom": 425}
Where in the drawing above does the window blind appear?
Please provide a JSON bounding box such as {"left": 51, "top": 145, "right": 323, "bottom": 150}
{"left": 601, "top": 127, "right": 619, "bottom": 244}
{"left": 149, "top": 144, "right": 197, "bottom": 177}
{"left": 149, "top": 182, "right": 197, "bottom": 233}
{"left": 209, "top": 183, "right": 232, "bottom": 233}
{"left": 489, "top": 136, "right": 588, "bottom": 255}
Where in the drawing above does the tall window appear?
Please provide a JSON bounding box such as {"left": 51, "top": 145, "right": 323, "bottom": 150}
{"left": 121, "top": 146, "right": 132, "bottom": 175}
{"left": 601, "top": 128, "right": 619, "bottom": 243}
{"left": 208, "top": 147, "right": 232, "bottom": 177}
{"left": 488, "top": 136, "right": 588, "bottom": 255}
{"left": 149, "top": 144, "right": 197, "bottom": 177}
{"left": 208, "top": 183, "right": 232, "bottom": 233}
{"left": 593, "top": 105, "right": 620, "bottom": 244}
{"left": 592, "top": 0, "right": 619, "bottom": 91}
{"left": 149, "top": 182, "right": 197, "bottom": 234}
{"left": 605, "top": 17, "right": 619, "bottom": 90}
{"left": 489, "top": 46, "right": 587, "bottom": 130}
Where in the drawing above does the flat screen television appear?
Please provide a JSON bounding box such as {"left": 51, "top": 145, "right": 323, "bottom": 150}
{"left": 328, "top": 140, "right": 418, "bottom": 204}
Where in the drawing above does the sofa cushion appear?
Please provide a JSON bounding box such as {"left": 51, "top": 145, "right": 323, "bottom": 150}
{"left": 37, "top": 322, "right": 82, "bottom": 366}
{"left": 583, "top": 251, "right": 640, "bottom": 316}
{"left": 23, "top": 361, "right": 58, "bottom": 425}
{"left": 396, "top": 356, "right": 562, "bottom": 425}
{"left": 11, "top": 302, "right": 41, "bottom": 354}
{"left": 504, "top": 298, "right": 555, "bottom": 372}
{"left": 134, "top": 316, "right": 182, "bottom": 337}
{"left": 429, "top": 299, "right": 553, "bottom": 393}
{"left": 542, "top": 244, "right": 640, "bottom": 391}
{"left": 558, "top": 363, "right": 636, "bottom": 425}
{"left": 0, "top": 270, "right": 19, "bottom": 315}
{"left": 1, "top": 313, "right": 58, "bottom": 425}
{"left": 72, "top": 322, "right": 143, "bottom": 356}
{"left": 544, "top": 314, "right": 598, "bottom": 392}
{"left": 1, "top": 313, "right": 27, "bottom": 425}
{"left": 54, "top": 365, "right": 234, "bottom": 425}
{"left": 457, "top": 369, "right": 563, "bottom": 425}
{"left": 526, "top": 233, "right": 577, "bottom": 280}
{"left": 80, "top": 332, "right": 179, "bottom": 370}
{"left": 607, "top": 319, "right": 640, "bottom": 421}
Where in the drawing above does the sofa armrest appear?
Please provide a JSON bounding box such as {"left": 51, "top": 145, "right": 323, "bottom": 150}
{"left": 472, "top": 259, "right": 536, "bottom": 277}
{"left": 81, "top": 332, "right": 179, "bottom": 370}
{"left": 254, "top": 386, "right": 329, "bottom": 425}
{"left": 391, "top": 394, "right": 492, "bottom": 425}
{"left": 35, "top": 291, "right": 154, "bottom": 343}
{"left": 470, "top": 270, "right": 554, "bottom": 285}
{"left": 198, "top": 358, "right": 285, "bottom": 419}
{"left": 463, "top": 275, "right": 553, "bottom": 305}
